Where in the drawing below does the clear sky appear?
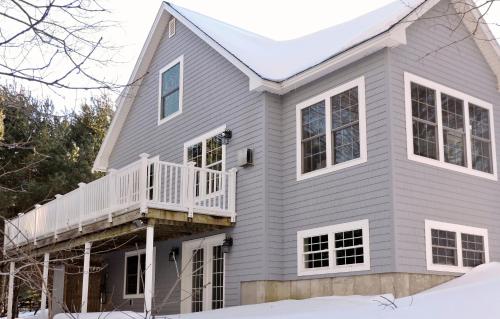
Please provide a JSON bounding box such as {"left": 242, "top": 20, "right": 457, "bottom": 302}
{"left": 8, "top": 0, "right": 500, "bottom": 111}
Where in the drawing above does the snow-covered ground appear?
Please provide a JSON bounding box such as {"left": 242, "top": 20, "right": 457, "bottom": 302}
{"left": 43, "top": 262, "right": 500, "bottom": 318}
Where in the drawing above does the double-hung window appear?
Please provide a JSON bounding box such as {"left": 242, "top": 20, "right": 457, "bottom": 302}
{"left": 158, "top": 56, "right": 183, "bottom": 124}
{"left": 184, "top": 126, "right": 226, "bottom": 196}
{"left": 124, "top": 249, "right": 155, "bottom": 298}
{"left": 297, "top": 219, "right": 370, "bottom": 276}
{"left": 425, "top": 220, "right": 489, "bottom": 273}
{"left": 296, "top": 77, "right": 367, "bottom": 180}
{"left": 405, "top": 72, "right": 497, "bottom": 179}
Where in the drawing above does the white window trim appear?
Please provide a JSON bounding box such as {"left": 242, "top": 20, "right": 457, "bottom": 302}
{"left": 123, "top": 248, "right": 156, "bottom": 299}
{"left": 168, "top": 18, "right": 176, "bottom": 38}
{"left": 180, "top": 233, "right": 226, "bottom": 314}
{"left": 296, "top": 76, "right": 368, "bottom": 181}
{"left": 425, "top": 219, "right": 490, "bottom": 273}
{"left": 158, "top": 55, "right": 184, "bottom": 126}
{"left": 183, "top": 125, "right": 227, "bottom": 172}
{"left": 404, "top": 72, "right": 497, "bottom": 180}
{"left": 297, "top": 219, "right": 370, "bottom": 276}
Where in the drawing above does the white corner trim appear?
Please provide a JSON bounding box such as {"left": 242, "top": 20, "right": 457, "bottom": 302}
{"left": 297, "top": 219, "right": 370, "bottom": 276}
{"left": 296, "top": 76, "right": 367, "bottom": 181}
{"left": 425, "top": 220, "right": 489, "bottom": 273}
{"left": 123, "top": 248, "right": 157, "bottom": 299}
{"left": 404, "top": 72, "right": 498, "bottom": 181}
{"left": 158, "top": 55, "right": 184, "bottom": 126}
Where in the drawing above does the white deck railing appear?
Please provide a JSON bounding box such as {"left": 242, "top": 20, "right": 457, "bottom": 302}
{"left": 3, "top": 154, "right": 237, "bottom": 250}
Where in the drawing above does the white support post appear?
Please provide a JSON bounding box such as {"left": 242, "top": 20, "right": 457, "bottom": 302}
{"left": 186, "top": 162, "right": 195, "bottom": 219}
{"left": 144, "top": 225, "right": 154, "bottom": 317}
{"left": 78, "top": 183, "right": 86, "bottom": 231}
{"left": 107, "top": 169, "right": 117, "bottom": 223}
{"left": 40, "top": 253, "right": 50, "bottom": 312}
{"left": 81, "top": 242, "right": 91, "bottom": 313}
{"left": 7, "top": 262, "right": 15, "bottom": 319}
{"left": 34, "top": 204, "right": 41, "bottom": 245}
{"left": 139, "top": 153, "right": 150, "bottom": 215}
{"left": 228, "top": 168, "right": 238, "bottom": 222}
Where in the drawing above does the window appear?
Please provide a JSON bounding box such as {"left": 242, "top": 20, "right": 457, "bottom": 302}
{"left": 405, "top": 72, "right": 497, "bottom": 180}
{"left": 425, "top": 220, "right": 489, "bottom": 273}
{"left": 124, "top": 249, "right": 155, "bottom": 298}
{"left": 184, "top": 126, "right": 226, "bottom": 196}
{"left": 296, "top": 77, "right": 367, "bottom": 180}
{"left": 180, "top": 234, "right": 226, "bottom": 314}
{"left": 158, "top": 56, "right": 183, "bottom": 124}
{"left": 168, "top": 18, "right": 176, "bottom": 38}
{"left": 297, "top": 219, "right": 370, "bottom": 276}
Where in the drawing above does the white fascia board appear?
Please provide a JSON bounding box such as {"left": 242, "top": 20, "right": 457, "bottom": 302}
{"left": 93, "top": 3, "right": 170, "bottom": 172}
{"left": 165, "top": 3, "right": 263, "bottom": 91}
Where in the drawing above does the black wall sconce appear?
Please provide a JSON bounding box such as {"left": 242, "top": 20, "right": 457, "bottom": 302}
{"left": 217, "top": 129, "right": 232, "bottom": 145}
{"left": 169, "top": 247, "right": 179, "bottom": 262}
{"left": 222, "top": 236, "right": 233, "bottom": 254}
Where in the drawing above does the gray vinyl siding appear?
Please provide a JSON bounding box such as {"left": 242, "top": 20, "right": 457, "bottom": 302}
{"left": 277, "top": 49, "right": 395, "bottom": 280}
{"left": 389, "top": 0, "right": 500, "bottom": 273}
{"left": 107, "top": 20, "right": 267, "bottom": 307}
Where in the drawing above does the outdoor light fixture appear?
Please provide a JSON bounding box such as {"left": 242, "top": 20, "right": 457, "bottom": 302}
{"left": 222, "top": 236, "right": 233, "bottom": 254}
{"left": 132, "top": 219, "right": 144, "bottom": 228}
{"left": 169, "top": 247, "right": 179, "bottom": 262}
{"left": 217, "top": 129, "right": 232, "bottom": 145}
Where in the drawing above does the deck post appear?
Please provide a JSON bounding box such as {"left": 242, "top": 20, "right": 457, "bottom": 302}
{"left": 78, "top": 183, "right": 86, "bottom": 231}
{"left": 228, "top": 168, "right": 238, "bottom": 222}
{"left": 139, "top": 153, "right": 150, "bottom": 215}
{"left": 144, "top": 225, "right": 154, "bottom": 317}
{"left": 186, "top": 162, "right": 195, "bottom": 219}
{"left": 7, "top": 262, "right": 15, "bottom": 319}
{"left": 81, "top": 242, "right": 92, "bottom": 313}
{"left": 54, "top": 194, "right": 63, "bottom": 238}
{"left": 107, "top": 169, "right": 117, "bottom": 223}
{"left": 34, "top": 204, "right": 42, "bottom": 245}
{"left": 40, "top": 253, "right": 50, "bottom": 312}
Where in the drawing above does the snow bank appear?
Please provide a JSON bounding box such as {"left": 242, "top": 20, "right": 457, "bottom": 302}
{"left": 52, "top": 262, "right": 500, "bottom": 319}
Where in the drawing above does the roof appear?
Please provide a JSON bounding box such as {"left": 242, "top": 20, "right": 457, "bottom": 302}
{"left": 92, "top": 0, "right": 500, "bottom": 172}
{"left": 168, "top": 0, "right": 424, "bottom": 82}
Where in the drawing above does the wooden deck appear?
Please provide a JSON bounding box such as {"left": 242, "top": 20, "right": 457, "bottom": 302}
{"left": 8, "top": 208, "right": 233, "bottom": 257}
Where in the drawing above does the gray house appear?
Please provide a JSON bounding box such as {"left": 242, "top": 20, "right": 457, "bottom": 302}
{"left": 3, "top": 0, "right": 500, "bottom": 317}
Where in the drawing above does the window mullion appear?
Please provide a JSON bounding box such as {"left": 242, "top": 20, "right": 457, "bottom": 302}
{"left": 325, "top": 98, "right": 333, "bottom": 167}
{"left": 436, "top": 91, "right": 445, "bottom": 162}
{"left": 457, "top": 231, "right": 464, "bottom": 269}
{"left": 328, "top": 233, "right": 334, "bottom": 272}
{"left": 464, "top": 99, "right": 473, "bottom": 169}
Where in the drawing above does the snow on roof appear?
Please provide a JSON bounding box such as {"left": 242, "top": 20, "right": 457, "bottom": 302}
{"left": 167, "top": 0, "right": 425, "bottom": 82}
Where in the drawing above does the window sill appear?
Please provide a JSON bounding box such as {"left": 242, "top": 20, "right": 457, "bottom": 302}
{"left": 123, "top": 294, "right": 145, "bottom": 299}
{"left": 158, "top": 110, "right": 182, "bottom": 126}
{"left": 296, "top": 157, "right": 367, "bottom": 181}
{"left": 426, "top": 264, "right": 472, "bottom": 274}
{"left": 298, "top": 264, "right": 370, "bottom": 277}
{"left": 407, "top": 153, "right": 497, "bottom": 181}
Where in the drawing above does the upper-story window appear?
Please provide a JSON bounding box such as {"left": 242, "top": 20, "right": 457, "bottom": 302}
{"left": 158, "top": 55, "right": 183, "bottom": 125}
{"left": 425, "top": 220, "right": 489, "bottom": 273}
{"left": 296, "top": 76, "right": 367, "bottom": 180}
{"left": 404, "top": 72, "right": 497, "bottom": 180}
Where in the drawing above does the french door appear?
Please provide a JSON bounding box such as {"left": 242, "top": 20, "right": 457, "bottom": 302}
{"left": 180, "top": 234, "right": 225, "bottom": 313}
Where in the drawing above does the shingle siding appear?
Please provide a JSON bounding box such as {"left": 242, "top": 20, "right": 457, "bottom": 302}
{"left": 389, "top": 0, "right": 500, "bottom": 273}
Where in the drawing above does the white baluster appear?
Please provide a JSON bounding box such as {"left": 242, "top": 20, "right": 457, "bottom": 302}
{"left": 108, "top": 169, "right": 117, "bottom": 223}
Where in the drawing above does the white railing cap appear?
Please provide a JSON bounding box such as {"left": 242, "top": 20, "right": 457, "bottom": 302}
{"left": 78, "top": 182, "right": 87, "bottom": 187}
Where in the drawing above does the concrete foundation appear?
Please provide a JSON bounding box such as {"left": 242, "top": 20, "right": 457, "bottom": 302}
{"left": 241, "top": 273, "right": 455, "bottom": 305}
